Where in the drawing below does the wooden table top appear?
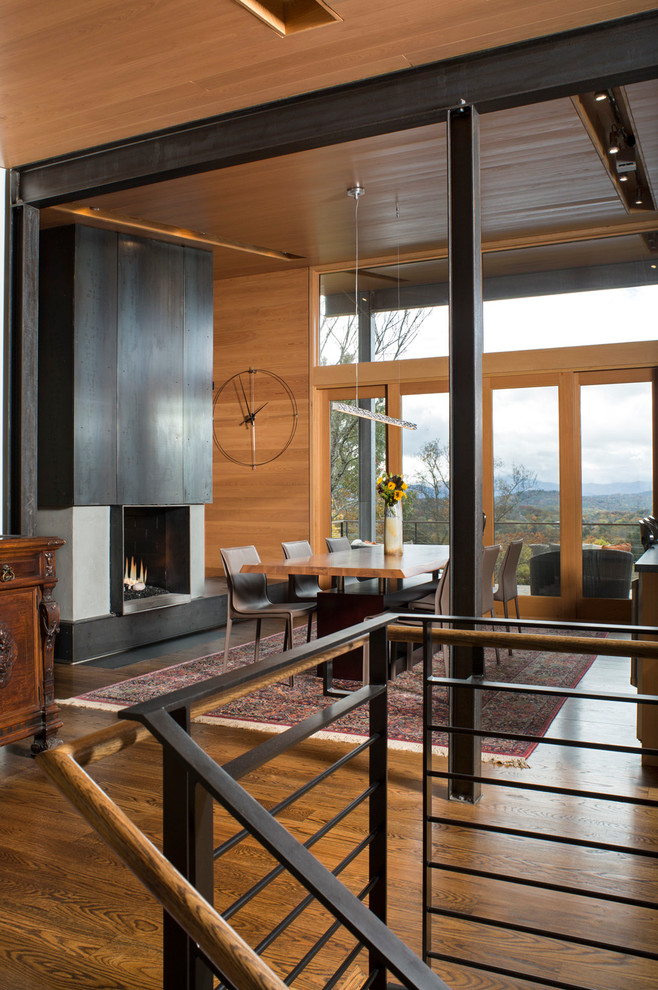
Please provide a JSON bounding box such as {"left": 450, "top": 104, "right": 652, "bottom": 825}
{"left": 241, "top": 544, "right": 449, "bottom": 580}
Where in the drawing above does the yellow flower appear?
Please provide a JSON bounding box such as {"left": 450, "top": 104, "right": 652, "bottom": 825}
{"left": 376, "top": 477, "right": 383, "bottom": 485}
{"left": 387, "top": 481, "right": 395, "bottom": 490}
{"left": 394, "top": 489, "right": 402, "bottom": 500}
{"left": 401, "top": 482, "right": 408, "bottom": 490}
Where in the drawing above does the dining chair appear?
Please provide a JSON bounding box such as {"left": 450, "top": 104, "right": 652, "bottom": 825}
{"left": 408, "top": 560, "right": 451, "bottom": 675}
{"left": 493, "top": 539, "right": 523, "bottom": 654}
{"left": 281, "top": 540, "right": 321, "bottom": 601}
{"left": 325, "top": 535, "right": 362, "bottom": 587}
{"left": 482, "top": 544, "right": 502, "bottom": 664}
{"left": 220, "top": 545, "right": 315, "bottom": 671}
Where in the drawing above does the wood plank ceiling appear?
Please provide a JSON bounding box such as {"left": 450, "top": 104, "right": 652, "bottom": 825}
{"left": 5, "top": 1, "right": 658, "bottom": 279}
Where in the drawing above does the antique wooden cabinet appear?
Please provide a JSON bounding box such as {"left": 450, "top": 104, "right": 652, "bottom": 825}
{"left": 0, "top": 535, "right": 64, "bottom": 752}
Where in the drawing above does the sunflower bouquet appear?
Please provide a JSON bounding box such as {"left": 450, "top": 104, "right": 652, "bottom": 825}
{"left": 375, "top": 472, "right": 408, "bottom": 507}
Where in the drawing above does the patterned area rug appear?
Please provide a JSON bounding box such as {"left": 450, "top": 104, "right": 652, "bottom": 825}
{"left": 59, "top": 626, "right": 600, "bottom": 767}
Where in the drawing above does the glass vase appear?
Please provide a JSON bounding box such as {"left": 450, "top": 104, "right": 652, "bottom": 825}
{"left": 384, "top": 500, "right": 403, "bottom": 556}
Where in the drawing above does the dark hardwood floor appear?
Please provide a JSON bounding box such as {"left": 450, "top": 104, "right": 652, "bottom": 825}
{"left": 1, "top": 622, "right": 656, "bottom": 990}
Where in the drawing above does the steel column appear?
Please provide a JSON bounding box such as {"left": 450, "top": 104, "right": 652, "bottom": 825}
{"left": 10, "top": 203, "right": 39, "bottom": 535}
{"left": 162, "top": 706, "right": 215, "bottom": 990}
{"left": 448, "top": 104, "right": 483, "bottom": 803}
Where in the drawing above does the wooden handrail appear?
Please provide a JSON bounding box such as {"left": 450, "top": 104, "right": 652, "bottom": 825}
{"left": 387, "top": 623, "right": 658, "bottom": 660}
{"left": 188, "top": 634, "right": 368, "bottom": 719}
{"left": 36, "top": 745, "right": 288, "bottom": 990}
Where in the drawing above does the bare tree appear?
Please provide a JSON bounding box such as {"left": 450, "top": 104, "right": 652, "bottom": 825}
{"left": 412, "top": 439, "right": 451, "bottom": 524}
{"left": 494, "top": 460, "right": 538, "bottom": 520}
{"left": 320, "top": 306, "right": 431, "bottom": 365}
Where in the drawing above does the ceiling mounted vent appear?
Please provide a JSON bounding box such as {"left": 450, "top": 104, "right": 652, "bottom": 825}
{"left": 232, "top": 0, "right": 342, "bottom": 36}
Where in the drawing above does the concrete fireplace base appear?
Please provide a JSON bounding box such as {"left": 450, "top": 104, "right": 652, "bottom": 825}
{"left": 54, "top": 578, "right": 228, "bottom": 663}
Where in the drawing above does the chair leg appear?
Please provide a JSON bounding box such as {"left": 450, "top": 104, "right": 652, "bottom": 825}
{"left": 285, "top": 617, "right": 294, "bottom": 687}
{"left": 504, "top": 600, "right": 512, "bottom": 656}
{"left": 223, "top": 614, "right": 232, "bottom": 671}
{"left": 306, "top": 610, "right": 313, "bottom": 642}
{"left": 254, "top": 619, "right": 262, "bottom": 661}
{"left": 491, "top": 609, "right": 500, "bottom": 664}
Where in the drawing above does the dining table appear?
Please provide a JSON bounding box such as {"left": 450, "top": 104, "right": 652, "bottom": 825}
{"left": 242, "top": 543, "right": 449, "bottom": 685}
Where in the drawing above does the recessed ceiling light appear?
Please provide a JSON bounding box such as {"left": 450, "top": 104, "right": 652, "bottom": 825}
{"left": 619, "top": 175, "right": 628, "bottom": 182}
{"left": 594, "top": 90, "right": 608, "bottom": 101}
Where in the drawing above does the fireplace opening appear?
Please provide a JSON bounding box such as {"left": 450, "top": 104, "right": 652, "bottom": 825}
{"left": 112, "top": 506, "right": 192, "bottom": 615}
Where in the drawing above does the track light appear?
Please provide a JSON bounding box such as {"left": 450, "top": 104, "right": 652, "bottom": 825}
{"left": 608, "top": 127, "right": 621, "bottom": 154}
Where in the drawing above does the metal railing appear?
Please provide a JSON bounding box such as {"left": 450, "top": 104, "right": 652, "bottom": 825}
{"left": 384, "top": 615, "right": 658, "bottom": 988}
{"left": 37, "top": 614, "right": 658, "bottom": 989}
{"left": 38, "top": 620, "right": 448, "bottom": 990}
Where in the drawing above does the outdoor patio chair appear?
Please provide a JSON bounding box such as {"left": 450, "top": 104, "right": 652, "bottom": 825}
{"left": 493, "top": 538, "right": 523, "bottom": 654}
{"left": 482, "top": 544, "right": 502, "bottom": 663}
{"left": 220, "top": 545, "right": 314, "bottom": 672}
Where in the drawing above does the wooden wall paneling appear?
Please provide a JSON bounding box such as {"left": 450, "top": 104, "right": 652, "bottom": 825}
{"left": 206, "top": 269, "right": 310, "bottom": 576}
{"left": 117, "top": 236, "right": 184, "bottom": 505}
{"left": 73, "top": 226, "right": 118, "bottom": 505}
{"left": 183, "top": 247, "right": 214, "bottom": 503}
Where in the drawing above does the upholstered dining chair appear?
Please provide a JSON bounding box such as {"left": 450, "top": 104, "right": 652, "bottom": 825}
{"left": 407, "top": 560, "right": 451, "bottom": 675}
{"left": 220, "top": 545, "right": 315, "bottom": 671}
{"left": 281, "top": 539, "right": 321, "bottom": 602}
{"left": 493, "top": 538, "right": 523, "bottom": 655}
{"left": 482, "top": 543, "right": 502, "bottom": 663}
{"left": 325, "top": 535, "right": 362, "bottom": 587}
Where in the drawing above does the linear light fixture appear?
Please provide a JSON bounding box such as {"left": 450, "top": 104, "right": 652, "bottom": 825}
{"left": 332, "top": 401, "right": 417, "bottom": 430}
{"left": 334, "top": 187, "right": 417, "bottom": 432}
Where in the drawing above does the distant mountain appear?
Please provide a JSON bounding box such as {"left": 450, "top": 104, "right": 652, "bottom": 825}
{"left": 581, "top": 481, "right": 652, "bottom": 496}
{"left": 512, "top": 480, "right": 650, "bottom": 496}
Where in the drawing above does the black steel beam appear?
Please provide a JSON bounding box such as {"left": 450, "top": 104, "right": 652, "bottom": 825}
{"left": 15, "top": 12, "right": 658, "bottom": 207}
{"left": 10, "top": 204, "right": 39, "bottom": 535}
{"left": 447, "top": 104, "right": 483, "bottom": 802}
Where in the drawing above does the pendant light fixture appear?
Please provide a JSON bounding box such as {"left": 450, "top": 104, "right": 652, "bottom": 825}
{"left": 332, "top": 186, "right": 417, "bottom": 431}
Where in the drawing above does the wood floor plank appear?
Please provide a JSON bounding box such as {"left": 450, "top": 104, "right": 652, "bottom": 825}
{"left": 0, "top": 634, "right": 655, "bottom": 989}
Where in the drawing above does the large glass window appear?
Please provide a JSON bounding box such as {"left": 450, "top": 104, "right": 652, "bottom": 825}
{"left": 484, "top": 284, "right": 658, "bottom": 353}
{"left": 580, "top": 381, "right": 652, "bottom": 597}
{"left": 330, "top": 397, "right": 386, "bottom": 542}
{"left": 401, "top": 392, "right": 450, "bottom": 544}
{"left": 493, "top": 386, "right": 560, "bottom": 596}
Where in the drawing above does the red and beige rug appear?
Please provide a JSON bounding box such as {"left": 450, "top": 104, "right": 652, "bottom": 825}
{"left": 59, "top": 628, "right": 599, "bottom": 767}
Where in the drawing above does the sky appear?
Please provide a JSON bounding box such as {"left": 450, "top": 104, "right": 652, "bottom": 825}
{"left": 324, "top": 283, "right": 657, "bottom": 490}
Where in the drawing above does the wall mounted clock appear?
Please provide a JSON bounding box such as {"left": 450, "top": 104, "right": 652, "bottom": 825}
{"left": 213, "top": 367, "right": 298, "bottom": 468}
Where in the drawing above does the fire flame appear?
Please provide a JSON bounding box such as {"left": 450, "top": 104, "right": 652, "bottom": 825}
{"left": 124, "top": 556, "right": 147, "bottom": 589}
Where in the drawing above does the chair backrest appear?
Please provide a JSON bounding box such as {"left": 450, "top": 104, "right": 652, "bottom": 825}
{"left": 281, "top": 540, "right": 320, "bottom": 597}
{"left": 434, "top": 560, "right": 450, "bottom": 616}
{"left": 583, "top": 547, "right": 634, "bottom": 599}
{"left": 220, "top": 545, "right": 271, "bottom": 613}
{"left": 326, "top": 536, "right": 350, "bottom": 552}
{"left": 529, "top": 549, "right": 561, "bottom": 596}
{"left": 494, "top": 539, "right": 523, "bottom": 601}
{"left": 481, "top": 544, "right": 501, "bottom": 612}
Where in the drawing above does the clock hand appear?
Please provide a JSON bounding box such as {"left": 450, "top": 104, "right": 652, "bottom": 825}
{"left": 239, "top": 375, "right": 252, "bottom": 418}
{"left": 251, "top": 401, "right": 269, "bottom": 420}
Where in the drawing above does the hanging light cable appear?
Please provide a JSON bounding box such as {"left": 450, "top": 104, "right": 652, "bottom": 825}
{"left": 332, "top": 186, "right": 416, "bottom": 430}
